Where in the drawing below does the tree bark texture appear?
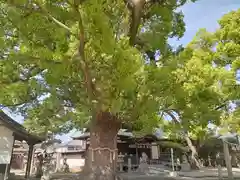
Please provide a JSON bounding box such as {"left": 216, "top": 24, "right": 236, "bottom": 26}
{"left": 83, "top": 111, "right": 121, "bottom": 180}
{"left": 184, "top": 135, "right": 201, "bottom": 169}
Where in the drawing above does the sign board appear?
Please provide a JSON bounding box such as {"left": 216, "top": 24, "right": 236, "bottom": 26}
{"left": 151, "top": 145, "right": 159, "bottom": 159}
{"left": 0, "top": 151, "right": 11, "bottom": 164}
{"left": 0, "top": 126, "right": 14, "bottom": 164}
{"left": 129, "top": 143, "right": 151, "bottom": 149}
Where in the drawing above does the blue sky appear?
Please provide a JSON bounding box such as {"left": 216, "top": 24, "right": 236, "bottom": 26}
{"left": 2, "top": 0, "right": 240, "bottom": 142}
{"left": 170, "top": 0, "right": 240, "bottom": 46}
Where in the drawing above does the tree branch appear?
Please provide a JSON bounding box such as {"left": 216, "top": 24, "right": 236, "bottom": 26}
{"left": 33, "top": 0, "right": 77, "bottom": 37}
{"left": 215, "top": 100, "right": 228, "bottom": 110}
{"left": 1, "top": 94, "right": 39, "bottom": 108}
{"left": 71, "top": 1, "right": 97, "bottom": 104}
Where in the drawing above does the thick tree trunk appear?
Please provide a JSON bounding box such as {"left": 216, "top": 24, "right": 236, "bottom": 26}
{"left": 83, "top": 111, "right": 121, "bottom": 180}
{"left": 184, "top": 135, "right": 201, "bottom": 169}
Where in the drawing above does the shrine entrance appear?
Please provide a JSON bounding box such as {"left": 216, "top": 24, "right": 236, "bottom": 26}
{"left": 11, "top": 154, "right": 24, "bottom": 169}
{"left": 129, "top": 143, "right": 152, "bottom": 163}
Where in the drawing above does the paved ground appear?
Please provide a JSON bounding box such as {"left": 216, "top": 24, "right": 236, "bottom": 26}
{"left": 177, "top": 167, "right": 240, "bottom": 178}
{"left": 10, "top": 167, "right": 240, "bottom": 180}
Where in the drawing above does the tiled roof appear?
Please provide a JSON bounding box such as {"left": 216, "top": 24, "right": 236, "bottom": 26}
{"left": 0, "top": 110, "right": 44, "bottom": 144}
{"left": 218, "top": 133, "right": 240, "bottom": 144}
{"left": 65, "top": 139, "right": 84, "bottom": 146}
{"left": 71, "top": 128, "right": 167, "bottom": 139}
{"left": 71, "top": 129, "right": 134, "bottom": 139}
{"left": 71, "top": 130, "right": 85, "bottom": 138}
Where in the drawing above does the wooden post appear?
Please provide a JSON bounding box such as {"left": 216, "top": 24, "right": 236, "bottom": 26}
{"left": 25, "top": 144, "right": 34, "bottom": 179}
{"left": 171, "top": 148, "right": 175, "bottom": 172}
{"left": 30, "top": 147, "right": 35, "bottom": 175}
{"left": 169, "top": 148, "right": 178, "bottom": 177}
{"left": 128, "top": 158, "right": 131, "bottom": 173}
{"left": 7, "top": 136, "right": 15, "bottom": 175}
{"left": 4, "top": 164, "right": 9, "bottom": 180}
{"left": 223, "top": 140, "right": 233, "bottom": 180}
{"left": 56, "top": 152, "right": 61, "bottom": 172}
{"left": 135, "top": 143, "right": 138, "bottom": 165}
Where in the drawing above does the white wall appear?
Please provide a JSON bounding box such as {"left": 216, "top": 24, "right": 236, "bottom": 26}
{"left": 151, "top": 143, "right": 159, "bottom": 159}
{"left": 0, "top": 125, "right": 14, "bottom": 164}
{"left": 56, "top": 147, "right": 67, "bottom": 153}
{"left": 60, "top": 154, "right": 85, "bottom": 168}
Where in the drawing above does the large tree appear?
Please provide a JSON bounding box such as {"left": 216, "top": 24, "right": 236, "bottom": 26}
{"left": 213, "top": 9, "right": 240, "bottom": 133}
{"left": 181, "top": 9, "right": 240, "bottom": 134}
{"left": 163, "top": 9, "right": 240, "bottom": 168}
{"left": 0, "top": 0, "right": 235, "bottom": 179}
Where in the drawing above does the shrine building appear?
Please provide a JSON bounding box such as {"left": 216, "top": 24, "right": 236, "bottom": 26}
{"left": 0, "top": 110, "right": 43, "bottom": 179}
{"left": 71, "top": 128, "right": 187, "bottom": 169}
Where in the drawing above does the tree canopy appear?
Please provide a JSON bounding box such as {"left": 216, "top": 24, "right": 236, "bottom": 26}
{"left": 0, "top": 0, "right": 239, "bottom": 139}
{"left": 163, "top": 9, "right": 240, "bottom": 139}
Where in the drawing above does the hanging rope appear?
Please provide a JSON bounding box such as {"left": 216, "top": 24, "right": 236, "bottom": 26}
{"left": 88, "top": 147, "right": 118, "bottom": 162}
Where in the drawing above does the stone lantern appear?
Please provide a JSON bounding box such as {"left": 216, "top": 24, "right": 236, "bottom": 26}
{"left": 40, "top": 132, "right": 61, "bottom": 180}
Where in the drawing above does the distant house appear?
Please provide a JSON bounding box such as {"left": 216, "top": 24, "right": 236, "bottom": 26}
{"left": 0, "top": 111, "right": 43, "bottom": 179}
{"left": 55, "top": 139, "right": 86, "bottom": 172}
{"left": 11, "top": 134, "right": 86, "bottom": 173}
